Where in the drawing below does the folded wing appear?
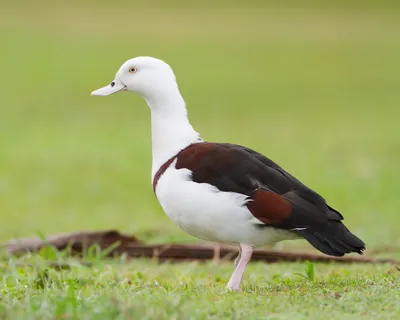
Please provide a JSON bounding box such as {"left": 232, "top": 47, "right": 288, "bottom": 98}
{"left": 175, "top": 142, "right": 365, "bottom": 256}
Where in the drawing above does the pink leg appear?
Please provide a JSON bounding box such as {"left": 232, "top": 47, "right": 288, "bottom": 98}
{"left": 234, "top": 245, "right": 242, "bottom": 267}
{"left": 227, "top": 244, "right": 253, "bottom": 291}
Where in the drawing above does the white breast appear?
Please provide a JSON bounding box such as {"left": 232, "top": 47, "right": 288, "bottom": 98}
{"left": 155, "top": 161, "right": 296, "bottom": 246}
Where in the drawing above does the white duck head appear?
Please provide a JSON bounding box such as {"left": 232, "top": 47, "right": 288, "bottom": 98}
{"left": 91, "top": 56, "right": 202, "bottom": 177}
{"left": 91, "top": 56, "right": 183, "bottom": 109}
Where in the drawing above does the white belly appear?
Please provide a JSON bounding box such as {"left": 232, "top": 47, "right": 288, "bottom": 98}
{"left": 155, "top": 163, "right": 296, "bottom": 246}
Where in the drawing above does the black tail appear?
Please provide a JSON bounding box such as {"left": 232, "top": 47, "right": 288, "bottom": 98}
{"left": 297, "top": 221, "right": 365, "bottom": 257}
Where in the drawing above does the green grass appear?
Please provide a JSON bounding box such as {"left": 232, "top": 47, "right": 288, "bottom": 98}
{"left": 1, "top": 251, "right": 399, "bottom": 320}
{"left": 0, "top": 1, "right": 400, "bottom": 318}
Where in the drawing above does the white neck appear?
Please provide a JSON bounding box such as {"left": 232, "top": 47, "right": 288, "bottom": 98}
{"left": 146, "top": 86, "right": 202, "bottom": 180}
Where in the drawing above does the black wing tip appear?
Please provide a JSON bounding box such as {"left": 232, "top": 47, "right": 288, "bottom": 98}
{"left": 298, "top": 223, "right": 366, "bottom": 257}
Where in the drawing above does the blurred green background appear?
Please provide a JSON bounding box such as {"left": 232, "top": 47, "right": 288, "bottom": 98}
{"left": 0, "top": 1, "right": 399, "bottom": 251}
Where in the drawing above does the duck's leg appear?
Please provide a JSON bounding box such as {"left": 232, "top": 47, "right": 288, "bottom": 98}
{"left": 212, "top": 243, "right": 221, "bottom": 264}
{"left": 226, "top": 244, "right": 253, "bottom": 291}
{"left": 234, "top": 245, "right": 242, "bottom": 267}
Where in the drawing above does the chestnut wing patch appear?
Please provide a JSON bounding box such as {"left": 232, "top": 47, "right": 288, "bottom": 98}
{"left": 247, "top": 189, "right": 292, "bottom": 224}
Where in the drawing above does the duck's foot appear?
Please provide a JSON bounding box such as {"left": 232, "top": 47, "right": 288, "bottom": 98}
{"left": 226, "top": 283, "right": 242, "bottom": 292}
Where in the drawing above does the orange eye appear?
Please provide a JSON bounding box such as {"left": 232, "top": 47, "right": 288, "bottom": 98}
{"left": 129, "top": 66, "right": 138, "bottom": 73}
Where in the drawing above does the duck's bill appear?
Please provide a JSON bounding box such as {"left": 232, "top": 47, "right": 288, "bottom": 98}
{"left": 91, "top": 79, "right": 126, "bottom": 96}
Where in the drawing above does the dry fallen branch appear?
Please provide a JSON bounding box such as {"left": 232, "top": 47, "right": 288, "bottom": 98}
{"left": 5, "top": 230, "right": 142, "bottom": 256}
{"left": 3, "top": 230, "right": 399, "bottom": 265}
{"left": 115, "top": 243, "right": 399, "bottom": 265}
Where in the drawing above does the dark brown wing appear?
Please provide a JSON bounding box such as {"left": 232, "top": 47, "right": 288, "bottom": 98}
{"left": 175, "top": 142, "right": 365, "bottom": 256}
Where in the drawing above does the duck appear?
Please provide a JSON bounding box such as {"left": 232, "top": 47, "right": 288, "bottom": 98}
{"left": 91, "top": 56, "right": 365, "bottom": 291}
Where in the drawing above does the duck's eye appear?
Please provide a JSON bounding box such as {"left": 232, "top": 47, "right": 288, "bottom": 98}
{"left": 110, "top": 81, "right": 115, "bottom": 87}
{"left": 129, "top": 66, "right": 138, "bottom": 74}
